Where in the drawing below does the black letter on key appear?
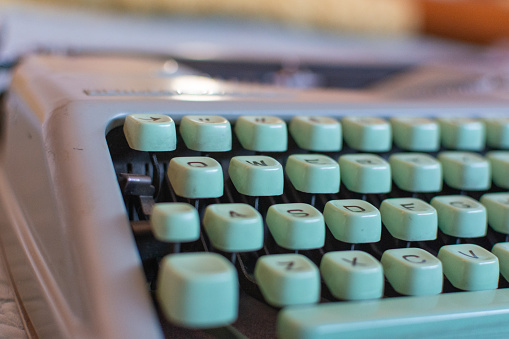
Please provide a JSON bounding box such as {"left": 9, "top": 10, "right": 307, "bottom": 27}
{"left": 402, "top": 255, "right": 426, "bottom": 264}
{"left": 342, "top": 257, "right": 366, "bottom": 266}
{"left": 229, "top": 210, "right": 248, "bottom": 218}
{"left": 344, "top": 205, "right": 366, "bottom": 212}
{"left": 356, "top": 159, "right": 375, "bottom": 165}
{"left": 246, "top": 160, "right": 268, "bottom": 166}
{"left": 277, "top": 261, "right": 304, "bottom": 271}
{"left": 458, "top": 250, "right": 479, "bottom": 259}
{"left": 450, "top": 201, "right": 472, "bottom": 208}
{"left": 187, "top": 161, "right": 208, "bottom": 167}
{"left": 304, "top": 159, "right": 322, "bottom": 164}
{"left": 400, "top": 203, "right": 415, "bottom": 210}
{"left": 287, "top": 209, "right": 310, "bottom": 217}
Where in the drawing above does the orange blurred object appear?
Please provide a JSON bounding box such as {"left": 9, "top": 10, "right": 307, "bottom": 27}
{"left": 420, "top": 0, "right": 509, "bottom": 43}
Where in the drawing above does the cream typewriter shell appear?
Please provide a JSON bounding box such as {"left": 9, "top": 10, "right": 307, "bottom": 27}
{"left": 2, "top": 54, "right": 509, "bottom": 338}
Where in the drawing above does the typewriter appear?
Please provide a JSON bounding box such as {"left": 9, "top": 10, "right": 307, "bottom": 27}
{"left": 3, "top": 52, "right": 509, "bottom": 339}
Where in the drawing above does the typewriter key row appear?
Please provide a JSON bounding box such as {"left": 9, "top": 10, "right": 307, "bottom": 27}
{"left": 162, "top": 152, "right": 507, "bottom": 200}
{"left": 122, "top": 114, "right": 509, "bottom": 153}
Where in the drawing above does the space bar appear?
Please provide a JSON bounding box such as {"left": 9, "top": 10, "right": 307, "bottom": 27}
{"left": 277, "top": 289, "right": 509, "bottom": 339}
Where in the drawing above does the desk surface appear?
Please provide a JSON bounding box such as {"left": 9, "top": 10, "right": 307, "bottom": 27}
{"left": 0, "top": 252, "right": 27, "bottom": 339}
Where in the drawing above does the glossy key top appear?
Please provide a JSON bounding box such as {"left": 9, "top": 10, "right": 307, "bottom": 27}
{"left": 380, "top": 198, "right": 438, "bottom": 241}
{"left": 228, "top": 156, "right": 284, "bottom": 196}
{"left": 389, "top": 153, "right": 442, "bottom": 193}
{"left": 168, "top": 157, "right": 223, "bottom": 198}
{"left": 381, "top": 248, "right": 443, "bottom": 296}
{"left": 234, "top": 115, "right": 287, "bottom": 152}
{"left": 285, "top": 154, "right": 340, "bottom": 194}
{"left": 254, "top": 254, "right": 320, "bottom": 307}
{"left": 484, "top": 118, "right": 509, "bottom": 149}
{"left": 481, "top": 193, "right": 509, "bottom": 234}
{"left": 492, "top": 242, "right": 509, "bottom": 282}
{"left": 179, "top": 115, "right": 232, "bottom": 152}
{"left": 323, "top": 199, "right": 381, "bottom": 244}
{"left": 203, "top": 203, "right": 263, "bottom": 252}
{"left": 438, "top": 152, "right": 491, "bottom": 191}
{"left": 339, "top": 154, "right": 391, "bottom": 194}
{"left": 438, "top": 118, "right": 485, "bottom": 151}
{"left": 431, "top": 195, "right": 487, "bottom": 238}
{"left": 289, "top": 116, "right": 342, "bottom": 151}
{"left": 150, "top": 202, "right": 200, "bottom": 242}
{"left": 320, "top": 250, "right": 384, "bottom": 300}
{"left": 438, "top": 244, "right": 499, "bottom": 291}
{"left": 123, "top": 113, "right": 176, "bottom": 151}
{"left": 266, "top": 203, "right": 325, "bottom": 250}
{"left": 390, "top": 117, "right": 440, "bottom": 151}
{"left": 487, "top": 151, "right": 509, "bottom": 189}
{"left": 342, "top": 116, "right": 392, "bottom": 152}
{"left": 156, "top": 252, "right": 238, "bottom": 328}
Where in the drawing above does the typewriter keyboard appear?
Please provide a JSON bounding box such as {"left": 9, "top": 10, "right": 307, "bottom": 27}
{"left": 108, "top": 114, "right": 509, "bottom": 338}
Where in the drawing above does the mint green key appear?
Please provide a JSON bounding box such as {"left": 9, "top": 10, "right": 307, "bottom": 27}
{"left": 430, "top": 195, "right": 487, "bottom": 238}
{"left": 438, "top": 151, "right": 491, "bottom": 191}
{"left": 487, "top": 151, "right": 509, "bottom": 188}
{"left": 342, "top": 117, "right": 391, "bottom": 152}
{"left": 438, "top": 118, "right": 485, "bottom": 150}
{"left": 380, "top": 198, "right": 438, "bottom": 241}
{"left": 278, "top": 291, "right": 509, "bottom": 339}
{"left": 228, "top": 156, "right": 283, "bottom": 196}
{"left": 339, "top": 154, "right": 391, "bottom": 194}
{"left": 285, "top": 154, "right": 340, "bottom": 194}
{"left": 484, "top": 118, "right": 509, "bottom": 149}
{"left": 203, "top": 203, "right": 263, "bottom": 252}
{"left": 438, "top": 244, "right": 499, "bottom": 291}
{"left": 156, "top": 252, "right": 238, "bottom": 328}
{"left": 289, "top": 116, "right": 342, "bottom": 151}
{"left": 389, "top": 153, "right": 442, "bottom": 192}
{"left": 323, "top": 199, "right": 381, "bottom": 243}
{"left": 168, "top": 157, "right": 223, "bottom": 198}
{"left": 480, "top": 193, "right": 509, "bottom": 234}
{"left": 320, "top": 251, "right": 383, "bottom": 300}
{"left": 391, "top": 117, "right": 439, "bottom": 151}
{"left": 381, "top": 248, "right": 442, "bottom": 296}
{"left": 234, "top": 116, "right": 287, "bottom": 152}
{"left": 123, "top": 114, "right": 176, "bottom": 151}
{"left": 492, "top": 242, "right": 509, "bottom": 282}
{"left": 150, "top": 203, "right": 200, "bottom": 242}
{"left": 179, "top": 115, "right": 232, "bottom": 152}
{"left": 254, "top": 254, "right": 320, "bottom": 307}
{"left": 266, "top": 203, "right": 325, "bottom": 250}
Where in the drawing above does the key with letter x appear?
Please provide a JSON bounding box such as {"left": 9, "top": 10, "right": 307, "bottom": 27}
{"left": 320, "top": 250, "right": 383, "bottom": 300}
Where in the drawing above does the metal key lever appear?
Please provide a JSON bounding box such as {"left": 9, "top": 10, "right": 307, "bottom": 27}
{"left": 119, "top": 173, "right": 156, "bottom": 218}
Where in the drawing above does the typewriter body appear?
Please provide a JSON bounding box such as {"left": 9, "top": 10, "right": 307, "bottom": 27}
{"left": 3, "top": 52, "right": 509, "bottom": 339}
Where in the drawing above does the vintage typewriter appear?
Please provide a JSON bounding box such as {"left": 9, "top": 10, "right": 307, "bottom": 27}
{"left": 3, "top": 52, "right": 509, "bottom": 339}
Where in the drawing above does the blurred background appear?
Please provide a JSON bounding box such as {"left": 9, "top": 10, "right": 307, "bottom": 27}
{"left": 2, "top": 0, "right": 509, "bottom": 93}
